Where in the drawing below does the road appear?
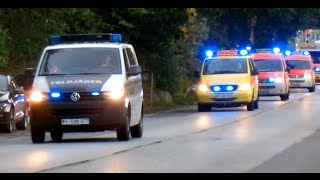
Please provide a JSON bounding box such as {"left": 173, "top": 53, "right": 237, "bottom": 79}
{"left": 1, "top": 86, "right": 320, "bottom": 173}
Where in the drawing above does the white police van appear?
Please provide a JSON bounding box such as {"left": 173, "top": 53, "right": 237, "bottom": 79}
{"left": 29, "top": 33, "right": 144, "bottom": 143}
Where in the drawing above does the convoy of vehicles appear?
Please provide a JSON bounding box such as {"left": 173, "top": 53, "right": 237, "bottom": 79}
{"left": 1, "top": 31, "right": 319, "bottom": 144}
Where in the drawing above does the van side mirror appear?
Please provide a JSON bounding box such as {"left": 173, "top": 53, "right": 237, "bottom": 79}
{"left": 127, "top": 65, "right": 142, "bottom": 77}
{"left": 286, "top": 67, "right": 291, "bottom": 73}
{"left": 193, "top": 71, "right": 200, "bottom": 78}
{"left": 252, "top": 69, "right": 259, "bottom": 75}
{"left": 25, "top": 67, "right": 35, "bottom": 78}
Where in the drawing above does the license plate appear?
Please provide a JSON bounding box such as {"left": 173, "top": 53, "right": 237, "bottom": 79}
{"left": 215, "top": 93, "right": 232, "bottom": 99}
{"left": 259, "top": 89, "right": 269, "bottom": 93}
{"left": 291, "top": 83, "right": 300, "bottom": 86}
{"left": 61, "top": 118, "right": 90, "bottom": 125}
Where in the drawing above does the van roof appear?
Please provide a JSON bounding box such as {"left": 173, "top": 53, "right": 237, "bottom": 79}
{"left": 45, "top": 43, "right": 132, "bottom": 50}
{"left": 284, "top": 55, "right": 311, "bottom": 61}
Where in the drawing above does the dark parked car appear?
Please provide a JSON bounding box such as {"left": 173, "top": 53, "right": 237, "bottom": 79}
{"left": 0, "top": 74, "right": 28, "bottom": 133}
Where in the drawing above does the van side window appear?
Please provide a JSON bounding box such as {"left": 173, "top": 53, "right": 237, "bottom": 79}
{"left": 126, "top": 48, "right": 137, "bottom": 66}
{"left": 122, "top": 49, "right": 130, "bottom": 71}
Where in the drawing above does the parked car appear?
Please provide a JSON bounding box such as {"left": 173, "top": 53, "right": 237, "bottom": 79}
{"left": 0, "top": 74, "right": 29, "bottom": 133}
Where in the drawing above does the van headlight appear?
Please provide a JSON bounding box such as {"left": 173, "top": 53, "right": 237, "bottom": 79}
{"left": 198, "top": 84, "right": 209, "bottom": 92}
{"left": 103, "top": 84, "right": 124, "bottom": 100}
{"left": 30, "top": 91, "right": 46, "bottom": 102}
{"left": 275, "top": 77, "right": 283, "bottom": 83}
{"left": 304, "top": 73, "right": 312, "bottom": 79}
{"left": 238, "top": 83, "right": 251, "bottom": 90}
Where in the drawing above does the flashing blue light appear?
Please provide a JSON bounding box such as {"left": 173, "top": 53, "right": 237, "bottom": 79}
{"left": 246, "top": 46, "right": 251, "bottom": 51}
{"left": 206, "top": 50, "right": 214, "bottom": 57}
{"left": 303, "top": 51, "right": 310, "bottom": 56}
{"left": 91, "top": 92, "right": 100, "bottom": 96}
{"left": 213, "top": 86, "right": 221, "bottom": 91}
{"left": 50, "top": 35, "right": 61, "bottom": 45}
{"left": 315, "top": 67, "right": 320, "bottom": 72}
{"left": 273, "top": 47, "right": 280, "bottom": 54}
{"left": 17, "top": 95, "right": 24, "bottom": 102}
{"left": 51, "top": 92, "right": 61, "bottom": 98}
{"left": 269, "top": 77, "right": 275, "bottom": 83}
{"left": 285, "top": 50, "right": 291, "bottom": 56}
{"left": 111, "top": 34, "right": 121, "bottom": 42}
{"left": 226, "top": 86, "right": 234, "bottom": 91}
{"left": 240, "top": 49, "right": 248, "bottom": 56}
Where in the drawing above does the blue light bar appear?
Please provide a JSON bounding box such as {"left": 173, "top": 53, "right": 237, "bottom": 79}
{"left": 226, "top": 86, "right": 234, "bottom": 91}
{"left": 213, "top": 86, "right": 221, "bottom": 91}
{"left": 285, "top": 50, "right": 291, "bottom": 56}
{"left": 50, "top": 35, "right": 61, "bottom": 45}
{"left": 240, "top": 49, "right": 248, "bottom": 56}
{"left": 315, "top": 67, "right": 320, "bottom": 72}
{"left": 91, "top": 92, "right": 100, "bottom": 96}
{"left": 273, "top": 47, "right": 280, "bottom": 54}
{"left": 111, "top": 34, "right": 121, "bottom": 42}
{"left": 303, "top": 51, "right": 310, "bottom": 56}
{"left": 206, "top": 50, "right": 214, "bottom": 58}
{"left": 246, "top": 46, "right": 251, "bottom": 51}
{"left": 269, "top": 77, "right": 275, "bottom": 83}
{"left": 50, "top": 33, "right": 122, "bottom": 45}
{"left": 51, "top": 92, "right": 61, "bottom": 98}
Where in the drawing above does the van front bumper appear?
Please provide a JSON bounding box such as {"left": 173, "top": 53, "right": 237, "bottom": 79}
{"left": 258, "top": 83, "right": 286, "bottom": 96}
{"left": 30, "top": 99, "right": 126, "bottom": 132}
{"left": 196, "top": 90, "right": 253, "bottom": 107}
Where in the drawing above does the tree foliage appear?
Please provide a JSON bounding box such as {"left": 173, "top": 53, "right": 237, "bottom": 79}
{"left": 0, "top": 8, "right": 320, "bottom": 96}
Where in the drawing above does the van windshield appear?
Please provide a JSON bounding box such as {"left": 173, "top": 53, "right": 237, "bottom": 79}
{"left": 254, "top": 59, "right": 283, "bottom": 72}
{"left": 285, "top": 60, "right": 311, "bottom": 69}
{"left": 39, "top": 47, "right": 122, "bottom": 76}
{"left": 203, "top": 58, "right": 248, "bottom": 75}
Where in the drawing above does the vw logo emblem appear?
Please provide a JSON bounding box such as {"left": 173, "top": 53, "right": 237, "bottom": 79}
{"left": 70, "top": 92, "right": 80, "bottom": 102}
{"left": 295, "top": 75, "right": 298, "bottom": 78}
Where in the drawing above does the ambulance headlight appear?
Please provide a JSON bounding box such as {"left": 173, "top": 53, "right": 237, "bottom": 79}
{"left": 30, "top": 91, "right": 45, "bottom": 102}
{"left": 103, "top": 84, "right": 124, "bottom": 100}
{"left": 198, "top": 84, "right": 209, "bottom": 92}
{"left": 304, "top": 73, "right": 312, "bottom": 79}
{"left": 275, "top": 77, "right": 283, "bottom": 83}
{"left": 238, "top": 83, "right": 251, "bottom": 90}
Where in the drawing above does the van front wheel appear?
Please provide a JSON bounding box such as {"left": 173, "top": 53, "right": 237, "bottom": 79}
{"left": 117, "top": 111, "right": 130, "bottom": 141}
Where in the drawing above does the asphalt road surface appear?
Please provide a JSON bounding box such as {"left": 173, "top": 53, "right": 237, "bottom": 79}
{"left": 1, "top": 86, "right": 320, "bottom": 173}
